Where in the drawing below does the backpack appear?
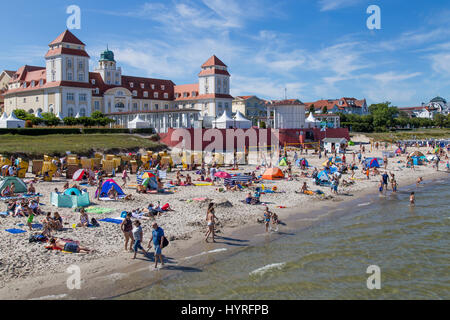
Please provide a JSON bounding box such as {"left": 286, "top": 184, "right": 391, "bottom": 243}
{"left": 162, "top": 236, "right": 169, "bottom": 248}
{"left": 91, "top": 218, "right": 100, "bottom": 227}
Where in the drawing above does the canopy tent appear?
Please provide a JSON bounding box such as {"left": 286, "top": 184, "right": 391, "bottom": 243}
{"left": 233, "top": 111, "right": 252, "bottom": 129}
{"left": 128, "top": 115, "right": 150, "bottom": 129}
{"left": 395, "top": 148, "right": 402, "bottom": 154}
{"left": 426, "top": 155, "right": 438, "bottom": 161}
{"left": 411, "top": 156, "right": 423, "bottom": 166}
{"left": 212, "top": 112, "right": 235, "bottom": 129}
{"left": 100, "top": 179, "right": 125, "bottom": 197}
{"left": 75, "top": 112, "right": 81, "bottom": 119}
{"left": 366, "top": 158, "right": 380, "bottom": 168}
{"left": 0, "top": 112, "right": 25, "bottom": 128}
{"left": 56, "top": 112, "right": 64, "bottom": 121}
{"left": 317, "top": 170, "right": 330, "bottom": 182}
{"left": 409, "top": 151, "right": 424, "bottom": 157}
{"left": 0, "top": 176, "right": 28, "bottom": 194}
{"left": 305, "top": 113, "right": 320, "bottom": 128}
{"left": 262, "top": 167, "right": 284, "bottom": 180}
{"left": 51, "top": 191, "right": 90, "bottom": 208}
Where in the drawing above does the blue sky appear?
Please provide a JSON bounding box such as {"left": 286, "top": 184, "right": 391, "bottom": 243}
{"left": 1, "top": 0, "right": 449, "bottom": 107}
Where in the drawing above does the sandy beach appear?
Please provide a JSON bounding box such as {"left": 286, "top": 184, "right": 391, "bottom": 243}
{"left": 0, "top": 136, "right": 448, "bottom": 300}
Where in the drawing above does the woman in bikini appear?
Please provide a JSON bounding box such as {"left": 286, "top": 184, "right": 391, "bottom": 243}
{"left": 205, "top": 203, "right": 218, "bottom": 243}
{"left": 120, "top": 212, "right": 134, "bottom": 252}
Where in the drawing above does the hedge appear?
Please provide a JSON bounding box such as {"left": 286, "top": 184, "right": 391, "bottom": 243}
{"left": 0, "top": 128, "right": 155, "bottom": 136}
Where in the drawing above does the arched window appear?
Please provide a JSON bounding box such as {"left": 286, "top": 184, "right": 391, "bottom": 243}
{"left": 115, "top": 102, "right": 125, "bottom": 109}
{"left": 68, "top": 108, "right": 74, "bottom": 117}
{"left": 79, "top": 108, "right": 86, "bottom": 117}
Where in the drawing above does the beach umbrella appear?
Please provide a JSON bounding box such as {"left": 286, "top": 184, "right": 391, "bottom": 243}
{"left": 262, "top": 167, "right": 284, "bottom": 180}
{"left": 72, "top": 169, "right": 87, "bottom": 181}
{"left": 214, "top": 171, "right": 232, "bottom": 179}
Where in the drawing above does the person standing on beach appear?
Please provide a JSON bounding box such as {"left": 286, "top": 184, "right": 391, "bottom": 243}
{"left": 148, "top": 222, "right": 165, "bottom": 268}
{"left": 383, "top": 155, "right": 388, "bottom": 170}
{"left": 391, "top": 179, "right": 397, "bottom": 193}
{"left": 381, "top": 172, "right": 389, "bottom": 193}
{"left": 132, "top": 220, "right": 148, "bottom": 259}
{"left": 120, "top": 212, "right": 134, "bottom": 252}
{"left": 121, "top": 165, "right": 130, "bottom": 188}
{"left": 263, "top": 207, "right": 272, "bottom": 233}
{"left": 205, "top": 203, "right": 219, "bottom": 242}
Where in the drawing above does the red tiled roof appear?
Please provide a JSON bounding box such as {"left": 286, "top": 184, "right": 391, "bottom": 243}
{"left": 174, "top": 83, "right": 199, "bottom": 101}
{"left": 198, "top": 68, "right": 230, "bottom": 77}
{"left": 5, "top": 80, "right": 92, "bottom": 94}
{"left": 268, "top": 99, "right": 304, "bottom": 106}
{"left": 201, "top": 55, "right": 227, "bottom": 68}
{"left": 49, "top": 30, "right": 85, "bottom": 46}
{"left": 305, "top": 98, "right": 366, "bottom": 111}
{"left": 45, "top": 47, "right": 90, "bottom": 58}
{"left": 2, "top": 70, "right": 15, "bottom": 77}
{"left": 236, "top": 96, "right": 255, "bottom": 100}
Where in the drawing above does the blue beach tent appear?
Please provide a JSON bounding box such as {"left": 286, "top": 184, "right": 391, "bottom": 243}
{"left": 100, "top": 179, "right": 125, "bottom": 197}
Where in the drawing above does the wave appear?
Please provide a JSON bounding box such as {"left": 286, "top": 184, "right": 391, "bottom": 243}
{"left": 249, "top": 262, "right": 286, "bottom": 276}
{"left": 183, "top": 248, "right": 228, "bottom": 260}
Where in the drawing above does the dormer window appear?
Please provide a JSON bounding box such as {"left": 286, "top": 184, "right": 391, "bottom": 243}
{"left": 31, "top": 81, "right": 35, "bottom": 87}
{"left": 151, "top": 84, "right": 155, "bottom": 89}
{"left": 39, "top": 79, "right": 44, "bottom": 86}
{"left": 161, "top": 85, "right": 165, "bottom": 90}
{"left": 154, "top": 92, "right": 158, "bottom": 98}
{"left": 95, "top": 88, "right": 99, "bottom": 94}
{"left": 130, "top": 82, "right": 134, "bottom": 88}
{"left": 164, "top": 93, "right": 168, "bottom": 99}
{"left": 23, "top": 82, "right": 27, "bottom": 88}
{"left": 183, "top": 92, "right": 188, "bottom": 98}
{"left": 141, "top": 83, "right": 145, "bottom": 89}
{"left": 133, "top": 90, "right": 137, "bottom": 97}
{"left": 91, "top": 79, "right": 96, "bottom": 85}
{"left": 143, "top": 91, "right": 148, "bottom": 98}
{"left": 192, "top": 91, "right": 196, "bottom": 97}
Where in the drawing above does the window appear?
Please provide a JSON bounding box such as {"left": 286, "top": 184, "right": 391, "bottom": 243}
{"left": 130, "top": 82, "right": 134, "bottom": 88}
{"left": 164, "top": 93, "right": 168, "bottom": 99}
{"left": 31, "top": 81, "right": 35, "bottom": 87}
{"left": 39, "top": 79, "right": 44, "bottom": 86}
{"left": 117, "top": 91, "right": 124, "bottom": 96}
{"left": 79, "top": 108, "right": 86, "bottom": 117}
{"left": 78, "top": 73, "right": 84, "bottom": 82}
{"left": 144, "top": 103, "right": 149, "bottom": 111}
{"left": 94, "top": 101, "right": 100, "bottom": 110}
{"left": 161, "top": 85, "right": 165, "bottom": 90}
{"left": 67, "top": 93, "right": 74, "bottom": 101}
{"left": 115, "top": 80, "right": 120, "bottom": 85}
{"left": 78, "top": 60, "right": 83, "bottom": 70}
{"left": 144, "top": 91, "right": 148, "bottom": 98}
{"left": 165, "top": 104, "right": 169, "bottom": 110}
{"left": 133, "top": 103, "right": 138, "bottom": 111}
{"left": 23, "top": 98, "right": 26, "bottom": 103}
{"left": 94, "top": 88, "right": 99, "bottom": 94}
{"left": 68, "top": 108, "right": 74, "bottom": 117}
{"left": 107, "top": 72, "right": 110, "bottom": 77}
{"left": 115, "top": 102, "right": 124, "bottom": 109}
{"left": 67, "top": 59, "right": 72, "bottom": 68}
{"left": 151, "top": 84, "right": 155, "bottom": 89}
{"left": 154, "top": 92, "right": 158, "bottom": 98}
{"left": 91, "top": 79, "right": 96, "bottom": 84}
{"left": 141, "top": 83, "right": 145, "bottom": 89}
{"left": 35, "top": 97, "right": 39, "bottom": 102}
{"left": 192, "top": 91, "right": 196, "bottom": 97}
{"left": 154, "top": 104, "right": 159, "bottom": 110}
{"left": 79, "top": 93, "right": 87, "bottom": 102}
{"left": 23, "top": 82, "right": 27, "bottom": 88}
{"left": 52, "top": 72, "right": 55, "bottom": 82}
{"left": 225, "top": 102, "right": 229, "bottom": 111}
{"left": 133, "top": 90, "right": 137, "bottom": 97}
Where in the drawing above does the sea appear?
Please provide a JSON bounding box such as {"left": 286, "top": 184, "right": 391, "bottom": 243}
{"left": 117, "top": 177, "right": 449, "bottom": 300}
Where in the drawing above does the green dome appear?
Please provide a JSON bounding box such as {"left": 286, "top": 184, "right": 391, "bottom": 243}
{"left": 430, "top": 96, "right": 446, "bottom": 104}
{"left": 100, "top": 49, "right": 115, "bottom": 62}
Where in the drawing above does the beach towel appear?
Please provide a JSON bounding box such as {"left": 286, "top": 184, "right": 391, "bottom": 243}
{"left": 5, "top": 228, "right": 26, "bottom": 234}
{"left": 99, "top": 197, "right": 118, "bottom": 201}
{"left": 0, "top": 211, "right": 8, "bottom": 216}
{"left": 99, "top": 218, "right": 123, "bottom": 224}
{"left": 85, "top": 207, "right": 112, "bottom": 214}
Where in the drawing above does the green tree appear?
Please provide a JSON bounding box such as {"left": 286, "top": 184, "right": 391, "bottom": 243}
{"left": 434, "top": 114, "right": 445, "bottom": 128}
{"left": 42, "top": 113, "right": 60, "bottom": 126}
{"left": 309, "top": 104, "right": 315, "bottom": 114}
{"left": 322, "top": 106, "right": 328, "bottom": 114}
{"left": 63, "top": 117, "right": 77, "bottom": 126}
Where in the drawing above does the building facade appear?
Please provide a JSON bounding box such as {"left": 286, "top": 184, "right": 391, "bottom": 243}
{"left": 305, "top": 97, "right": 369, "bottom": 115}
{"left": 400, "top": 97, "right": 449, "bottom": 119}
{"left": 3, "top": 30, "right": 233, "bottom": 132}
{"left": 0, "top": 70, "right": 14, "bottom": 113}
{"left": 232, "top": 95, "right": 267, "bottom": 127}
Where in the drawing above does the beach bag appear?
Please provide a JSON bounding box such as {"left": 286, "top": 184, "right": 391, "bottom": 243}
{"left": 162, "top": 236, "right": 169, "bottom": 248}
{"left": 161, "top": 203, "right": 170, "bottom": 211}
{"left": 91, "top": 218, "right": 100, "bottom": 227}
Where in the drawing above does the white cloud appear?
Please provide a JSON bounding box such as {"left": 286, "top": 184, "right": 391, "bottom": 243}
{"left": 318, "top": 0, "right": 363, "bottom": 12}
{"left": 429, "top": 53, "right": 450, "bottom": 76}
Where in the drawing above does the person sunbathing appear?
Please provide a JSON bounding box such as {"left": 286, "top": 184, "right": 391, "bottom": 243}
{"left": 46, "top": 237, "right": 92, "bottom": 254}
{"left": 77, "top": 209, "right": 89, "bottom": 227}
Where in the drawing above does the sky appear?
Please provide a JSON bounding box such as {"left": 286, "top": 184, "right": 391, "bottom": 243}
{"left": 0, "top": 0, "right": 449, "bottom": 107}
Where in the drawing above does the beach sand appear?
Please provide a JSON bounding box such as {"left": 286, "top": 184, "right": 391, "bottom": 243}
{"left": 0, "top": 140, "right": 447, "bottom": 299}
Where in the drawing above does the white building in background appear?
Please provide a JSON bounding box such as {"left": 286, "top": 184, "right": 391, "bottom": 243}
{"left": 3, "top": 30, "right": 234, "bottom": 132}
{"left": 401, "top": 96, "right": 449, "bottom": 119}
{"left": 266, "top": 99, "right": 306, "bottom": 129}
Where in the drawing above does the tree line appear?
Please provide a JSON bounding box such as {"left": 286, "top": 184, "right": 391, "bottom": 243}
{"left": 13, "top": 110, "right": 115, "bottom": 127}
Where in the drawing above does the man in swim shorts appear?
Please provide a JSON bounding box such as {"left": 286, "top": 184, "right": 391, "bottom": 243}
{"left": 148, "top": 222, "right": 165, "bottom": 268}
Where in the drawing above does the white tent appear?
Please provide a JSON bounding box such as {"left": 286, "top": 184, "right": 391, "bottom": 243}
{"left": 75, "top": 112, "right": 81, "bottom": 119}
{"left": 305, "top": 113, "right": 320, "bottom": 128}
{"left": 0, "top": 112, "right": 25, "bottom": 128}
{"left": 233, "top": 111, "right": 252, "bottom": 129}
{"left": 212, "top": 112, "right": 235, "bottom": 129}
{"left": 56, "top": 112, "right": 63, "bottom": 120}
{"left": 128, "top": 115, "right": 150, "bottom": 129}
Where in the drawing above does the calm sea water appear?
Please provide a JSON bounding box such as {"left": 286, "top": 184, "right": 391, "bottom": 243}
{"left": 118, "top": 178, "right": 450, "bottom": 300}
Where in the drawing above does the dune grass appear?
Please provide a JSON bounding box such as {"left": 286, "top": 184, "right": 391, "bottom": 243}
{"left": 351, "top": 128, "right": 450, "bottom": 142}
{"left": 0, "top": 134, "right": 165, "bottom": 158}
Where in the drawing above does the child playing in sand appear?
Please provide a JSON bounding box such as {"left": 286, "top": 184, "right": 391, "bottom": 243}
{"left": 77, "top": 208, "right": 89, "bottom": 227}
{"left": 26, "top": 207, "right": 35, "bottom": 231}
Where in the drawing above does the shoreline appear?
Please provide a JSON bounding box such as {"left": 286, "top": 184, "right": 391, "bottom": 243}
{"left": 0, "top": 168, "right": 446, "bottom": 300}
